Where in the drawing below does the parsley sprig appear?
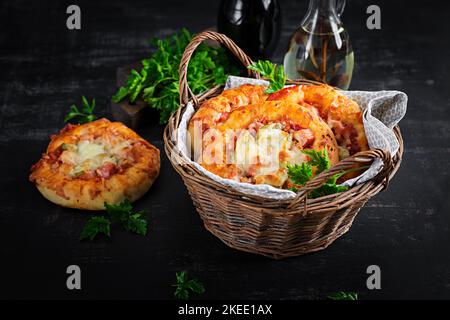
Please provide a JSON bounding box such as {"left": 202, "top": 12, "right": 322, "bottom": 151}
{"left": 327, "top": 291, "right": 358, "bottom": 300}
{"left": 287, "top": 149, "right": 368, "bottom": 198}
{"left": 287, "top": 162, "right": 312, "bottom": 186}
{"left": 112, "top": 28, "right": 239, "bottom": 124}
{"left": 173, "top": 271, "right": 205, "bottom": 300}
{"left": 105, "top": 200, "right": 148, "bottom": 235}
{"left": 79, "top": 216, "right": 111, "bottom": 241}
{"left": 247, "top": 60, "right": 287, "bottom": 93}
{"left": 80, "top": 199, "right": 148, "bottom": 241}
{"left": 302, "top": 149, "right": 331, "bottom": 173}
{"left": 64, "top": 96, "right": 97, "bottom": 124}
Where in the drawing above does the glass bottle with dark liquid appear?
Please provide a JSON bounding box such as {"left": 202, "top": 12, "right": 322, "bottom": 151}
{"left": 217, "top": 0, "right": 281, "bottom": 59}
{"left": 283, "top": 0, "right": 354, "bottom": 89}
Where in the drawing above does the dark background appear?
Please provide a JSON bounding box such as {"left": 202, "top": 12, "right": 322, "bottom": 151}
{"left": 0, "top": 0, "right": 449, "bottom": 300}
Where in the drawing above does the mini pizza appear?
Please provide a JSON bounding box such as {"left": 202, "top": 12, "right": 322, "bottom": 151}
{"left": 197, "top": 100, "right": 339, "bottom": 188}
{"left": 267, "top": 84, "right": 369, "bottom": 157}
{"left": 30, "top": 118, "right": 160, "bottom": 210}
{"left": 188, "top": 83, "right": 370, "bottom": 189}
{"left": 188, "top": 84, "right": 268, "bottom": 151}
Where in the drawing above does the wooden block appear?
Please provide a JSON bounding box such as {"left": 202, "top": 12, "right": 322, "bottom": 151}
{"left": 111, "top": 99, "right": 150, "bottom": 130}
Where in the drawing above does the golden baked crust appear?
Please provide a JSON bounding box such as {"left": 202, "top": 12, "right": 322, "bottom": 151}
{"left": 188, "top": 83, "right": 369, "bottom": 189}
{"left": 194, "top": 99, "right": 339, "bottom": 188}
{"left": 29, "top": 118, "right": 160, "bottom": 210}
{"left": 188, "top": 84, "right": 268, "bottom": 149}
{"left": 268, "top": 84, "right": 369, "bottom": 156}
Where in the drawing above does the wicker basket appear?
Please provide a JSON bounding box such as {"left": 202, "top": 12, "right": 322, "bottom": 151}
{"left": 164, "top": 31, "right": 403, "bottom": 259}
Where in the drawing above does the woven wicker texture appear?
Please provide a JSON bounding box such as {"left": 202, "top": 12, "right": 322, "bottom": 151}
{"left": 164, "top": 31, "right": 403, "bottom": 259}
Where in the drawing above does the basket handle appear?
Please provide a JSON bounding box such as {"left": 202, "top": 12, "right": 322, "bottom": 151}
{"left": 178, "top": 31, "right": 258, "bottom": 110}
{"left": 287, "top": 148, "right": 393, "bottom": 209}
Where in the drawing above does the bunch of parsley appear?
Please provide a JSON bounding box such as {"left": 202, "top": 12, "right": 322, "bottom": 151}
{"left": 287, "top": 149, "right": 367, "bottom": 198}
{"left": 112, "top": 28, "right": 239, "bottom": 124}
{"left": 80, "top": 199, "right": 148, "bottom": 240}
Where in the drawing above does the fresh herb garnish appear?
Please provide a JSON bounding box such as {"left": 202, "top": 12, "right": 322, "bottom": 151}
{"left": 80, "top": 216, "right": 111, "bottom": 241}
{"left": 327, "top": 291, "right": 358, "bottom": 300}
{"left": 80, "top": 199, "right": 148, "bottom": 241}
{"left": 105, "top": 200, "right": 148, "bottom": 236}
{"left": 247, "top": 60, "right": 287, "bottom": 93}
{"left": 309, "top": 170, "right": 350, "bottom": 199}
{"left": 288, "top": 149, "right": 368, "bottom": 198}
{"left": 64, "top": 96, "right": 97, "bottom": 124}
{"left": 301, "top": 149, "right": 331, "bottom": 173}
{"left": 173, "top": 271, "right": 205, "bottom": 300}
{"left": 112, "top": 28, "right": 239, "bottom": 124}
{"left": 287, "top": 162, "right": 313, "bottom": 186}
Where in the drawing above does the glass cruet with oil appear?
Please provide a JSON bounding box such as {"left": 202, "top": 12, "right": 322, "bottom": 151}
{"left": 283, "top": 0, "right": 354, "bottom": 89}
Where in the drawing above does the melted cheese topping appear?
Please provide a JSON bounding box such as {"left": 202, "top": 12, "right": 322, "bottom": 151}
{"left": 235, "top": 130, "right": 258, "bottom": 173}
{"left": 60, "top": 140, "right": 130, "bottom": 177}
{"left": 234, "top": 123, "right": 308, "bottom": 187}
{"left": 77, "top": 141, "right": 107, "bottom": 163}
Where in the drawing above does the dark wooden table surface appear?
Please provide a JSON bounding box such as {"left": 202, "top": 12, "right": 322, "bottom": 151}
{"left": 1, "top": 0, "right": 449, "bottom": 300}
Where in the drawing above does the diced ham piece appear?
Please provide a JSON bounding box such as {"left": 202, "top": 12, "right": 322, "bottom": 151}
{"left": 248, "top": 121, "right": 264, "bottom": 136}
{"left": 79, "top": 170, "right": 97, "bottom": 180}
{"left": 96, "top": 162, "right": 118, "bottom": 179}
{"left": 293, "top": 129, "right": 315, "bottom": 148}
{"left": 218, "top": 112, "right": 229, "bottom": 122}
{"left": 48, "top": 145, "right": 64, "bottom": 162}
{"left": 286, "top": 123, "right": 302, "bottom": 131}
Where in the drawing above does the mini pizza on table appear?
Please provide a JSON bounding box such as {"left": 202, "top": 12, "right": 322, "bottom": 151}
{"left": 30, "top": 118, "right": 160, "bottom": 210}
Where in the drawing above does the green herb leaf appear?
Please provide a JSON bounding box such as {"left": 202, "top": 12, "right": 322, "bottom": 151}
{"left": 327, "top": 291, "right": 358, "bottom": 300}
{"left": 301, "top": 149, "right": 331, "bottom": 173}
{"left": 174, "top": 286, "right": 190, "bottom": 300}
{"left": 173, "top": 271, "right": 205, "bottom": 300}
{"left": 123, "top": 213, "right": 148, "bottom": 236}
{"left": 104, "top": 200, "right": 133, "bottom": 223}
{"left": 80, "top": 216, "right": 111, "bottom": 241}
{"left": 64, "top": 96, "right": 97, "bottom": 124}
{"left": 112, "top": 87, "right": 129, "bottom": 103}
{"left": 186, "top": 279, "right": 205, "bottom": 294}
{"left": 287, "top": 149, "right": 362, "bottom": 198}
{"left": 104, "top": 200, "right": 148, "bottom": 236}
{"left": 309, "top": 179, "right": 349, "bottom": 199}
{"left": 247, "top": 60, "right": 286, "bottom": 94}
{"left": 247, "top": 60, "right": 274, "bottom": 77}
{"left": 287, "top": 162, "right": 313, "bottom": 186}
{"left": 176, "top": 270, "right": 187, "bottom": 283}
{"left": 80, "top": 200, "right": 149, "bottom": 241}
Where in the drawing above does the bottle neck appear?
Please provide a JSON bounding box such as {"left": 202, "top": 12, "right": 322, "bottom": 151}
{"left": 301, "top": 0, "right": 343, "bottom": 34}
{"left": 310, "top": 0, "right": 335, "bottom": 12}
